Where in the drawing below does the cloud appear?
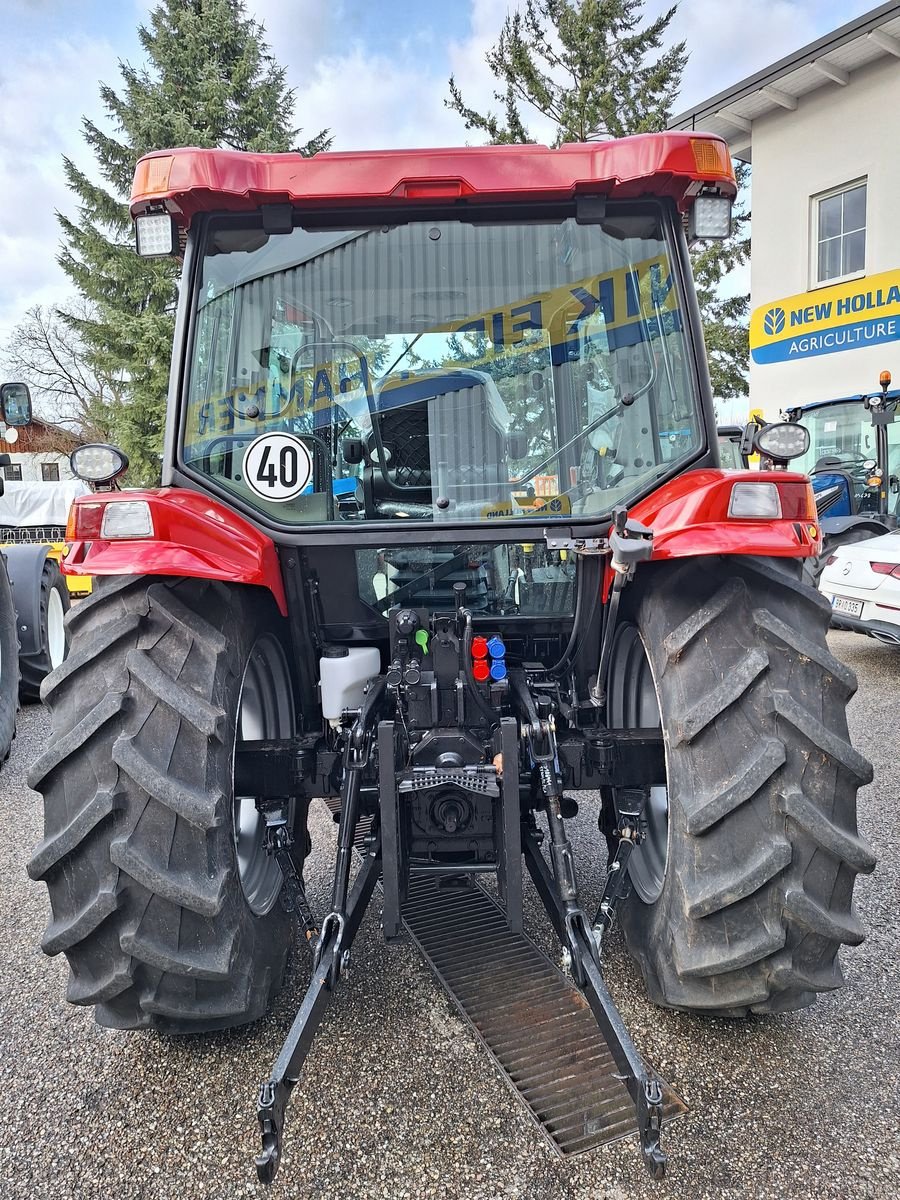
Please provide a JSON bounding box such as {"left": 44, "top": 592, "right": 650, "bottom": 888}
{"left": 0, "top": 0, "right": 878, "bottom": 354}
{"left": 0, "top": 34, "right": 118, "bottom": 347}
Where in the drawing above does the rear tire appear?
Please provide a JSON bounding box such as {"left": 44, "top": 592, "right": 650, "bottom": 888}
{"left": 0, "top": 557, "right": 19, "bottom": 764}
{"left": 20, "top": 558, "right": 70, "bottom": 702}
{"left": 27, "top": 576, "right": 300, "bottom": 1032}
{"left": 612, "top": 556, "right": 875, "bottom": 1017}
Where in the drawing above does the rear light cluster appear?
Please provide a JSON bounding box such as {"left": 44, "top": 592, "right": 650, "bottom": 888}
{"left": 870, "top": 561, "right": 900, "bottom": 577}
{"left": 726, "top": 478, "right": 818, "bottom": 526}
{"left": 66, "top": 498, "right": 155, "bottom": 541}
{"left": 471, "top": 635, "right": 507, "bottom": 682}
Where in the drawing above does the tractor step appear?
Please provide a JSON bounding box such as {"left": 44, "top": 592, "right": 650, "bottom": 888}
{"left": 401, "top": 876, "right": 686, "bottom": 1156}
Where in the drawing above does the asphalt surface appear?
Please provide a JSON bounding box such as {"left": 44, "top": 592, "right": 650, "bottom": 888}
{"left": 1, "top": 630, "right": 898, "bottom": 1200}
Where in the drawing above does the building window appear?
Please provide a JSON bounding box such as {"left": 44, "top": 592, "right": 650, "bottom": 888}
{"left": 40, "top": 462, "right": 60, "bottom": 482}
{"left": 2, "top": 464, "right": 22, "bottom": 482}
{"left": 814, "top": 180, "right": 866, "bottom": 285}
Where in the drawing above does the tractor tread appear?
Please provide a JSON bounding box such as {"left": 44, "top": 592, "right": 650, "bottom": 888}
{"left": 28, "top": 787, "right": 120, "bottom": 880}
{"left": 782, "top": 887, "right": 865, "bottom": 946}
{"left": 41, "top": 612, "right": 142, "bottom": 702}
{"left": 64, "top": 574, "right": 149, "bottom": 633}
{"left": 779, "top": 786, "right": 876, "bottom": 874}
{"left": 619, "top": 556, "right": 874, "bottom": 1017}
{"left": 42, "top": 887, "right": 120, "bottom": 956}
{"left": 683, "top": 838, "right": 792, "bottom": 919}
{"left": 120, "top": 921, "right": 236, "bottom": 981}
{"left": 672, "top": 915, "right": 786, "bottom": 979}
{"left": 29, "top": 577, "right": 293, "bottom": 1033}
{"left": 109, "top": 835, "right": 230, "bottom": 918}
{"left": 28, "top": 691, "right": 126, "bottom": 788}
{"left": 66, "top": 962, "right": 134, "bottom": 1006}
{"left": 146, "top": 584, "right": 228, "bottom": 652}
{"left": 125, "top": 648, "right": 225, "bottom": 738}
{"left": 663, "top": 577, "right": 743, "bottom": 664}
{"left": 674, "top": 647, "right": 768, "bottom": 744}
{"left": 684, "top": 737, "right": 785, "bottom": 835}
{"left": 112, "top": 735, "right": 225, "bottom": 831}
{"left": 771, "top": 690, "right": 873, "bottom": 782}
{"left": 752, "top": 607, "right": 857, "bottom": 695}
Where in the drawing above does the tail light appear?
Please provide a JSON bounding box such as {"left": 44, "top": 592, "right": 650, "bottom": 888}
{"left": 870, "top": 561, "right": 900, "bottom": 577}
{"left": 67, "top": 498, "right": 155, "bottom": 540}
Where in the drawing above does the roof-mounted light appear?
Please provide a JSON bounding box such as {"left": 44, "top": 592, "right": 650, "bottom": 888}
{"left": 689, "top": 194, "right": 732, "bottom": 240}
{"left": 135, "top": 212, "right": 179, "bottom": 257}
{"left": 690, "top": 137, "right": 733, "bottom": 179}
{"left": 132, "top": 154, "right": 173, "bottom": 203}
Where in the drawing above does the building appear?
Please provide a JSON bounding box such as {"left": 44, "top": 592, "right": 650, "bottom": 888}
{"left": 0, "top": 417, "right": 79, "bottom": 483}
{"left": 671, "top": 2, "right": 900, "bottom": 421}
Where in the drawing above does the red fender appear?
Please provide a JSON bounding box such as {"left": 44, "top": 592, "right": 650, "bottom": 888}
{"left": 63, "top": 488, "right": 287, "bottom": 615}
{"left": 628, "top": 468, "right": 820, "bottom": 560}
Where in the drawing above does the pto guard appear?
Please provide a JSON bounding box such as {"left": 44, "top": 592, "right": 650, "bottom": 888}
{"left": 628, "top": 468, "right": 821, "bottom": 561}
{"left": 62, "top": 488, "right": 287, "bottom": 615}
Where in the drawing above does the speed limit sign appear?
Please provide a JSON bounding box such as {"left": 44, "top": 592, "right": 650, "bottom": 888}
{"left": 243, "top": 432, "right": 313, "bottom": 502}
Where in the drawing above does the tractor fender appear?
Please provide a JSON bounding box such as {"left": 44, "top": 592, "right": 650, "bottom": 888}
{"left": 627, "top": 468, "right": 820, "bottom": 562}
{"left": 61, "top": 488, "right": 288, "bottom": 615}
{"left": 2, "top": 544, "right": 51, "bottom": 655}
{"left": 819, "top": 514, "right": 891, "bottom": 539}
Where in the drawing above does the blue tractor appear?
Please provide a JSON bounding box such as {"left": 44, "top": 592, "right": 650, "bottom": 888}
{"left": 785, "top": 370, "right": 899, "bottom": 577}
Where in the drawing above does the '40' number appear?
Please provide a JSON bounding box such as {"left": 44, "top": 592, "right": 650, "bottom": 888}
{"left": 256, "top": 442, "right": 299, "bottom": 489}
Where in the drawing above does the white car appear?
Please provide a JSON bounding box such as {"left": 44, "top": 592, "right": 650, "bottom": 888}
{"left": 819, "top": 529, "right": 900, "bottom": 646}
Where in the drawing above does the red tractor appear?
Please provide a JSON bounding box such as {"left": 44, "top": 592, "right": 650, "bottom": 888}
{"left": 27, "top": 134, "right": 874, "bottom": 1182}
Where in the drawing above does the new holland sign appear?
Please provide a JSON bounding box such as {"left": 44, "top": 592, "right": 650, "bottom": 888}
{"left": 750, "top": 268, "right": 900, "bottom": 364}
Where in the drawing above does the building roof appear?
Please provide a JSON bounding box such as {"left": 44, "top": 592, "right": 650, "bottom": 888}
{"left": 669, "top": 2, "right": 900, "bottom": 161}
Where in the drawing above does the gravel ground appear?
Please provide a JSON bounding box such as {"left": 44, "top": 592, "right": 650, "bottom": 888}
{"left": 1, "top": 630, "right": 898, "bottom": 1200}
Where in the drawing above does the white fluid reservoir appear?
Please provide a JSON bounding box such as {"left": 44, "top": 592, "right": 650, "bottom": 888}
{"left": 319, "top": 646, "right": 381, "bottom": 721}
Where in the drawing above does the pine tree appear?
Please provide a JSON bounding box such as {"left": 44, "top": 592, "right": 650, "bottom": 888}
{"left": 446, "top": 0, "right": 750, "bottom": 401}
{"left": 58, "top": 0, "right": 330, "bottom": 482}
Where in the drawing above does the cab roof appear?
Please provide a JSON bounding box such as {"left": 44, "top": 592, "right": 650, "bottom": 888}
{"left": 131, "top": 132, "right": 736, "bottom": 225}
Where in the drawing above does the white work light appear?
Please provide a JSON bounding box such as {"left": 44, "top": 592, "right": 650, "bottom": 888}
{"left": 70, "top": 443, "right": 129, "bottom": 484}
{"left": 755, "top": 422, "right": 810, "bottom": 462}
{"left": 135, "top": 212, "right": 179, "bottom": 257}
{"left": 100, "top": 500, "right": 154, "bottom": 539}
{"left": 728, "top": 482, "right": 782, "bottom": 519}
{"left": 689, "top": 194, "right": 732, "bottom": 240}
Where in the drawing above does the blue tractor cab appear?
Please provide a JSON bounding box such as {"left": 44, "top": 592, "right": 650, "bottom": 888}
{"left": 785, "top": 372, "right": 899, "bottom": 570}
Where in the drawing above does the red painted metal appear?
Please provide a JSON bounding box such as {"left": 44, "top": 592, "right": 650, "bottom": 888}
{"left": 629, "top": 469, "right": 821, "bottom": 560}
{"left": 130, "top": 133, "right": 736, "bottom": 225}
{"left": 62, "top": 489, "right": 287, "bottom": 615}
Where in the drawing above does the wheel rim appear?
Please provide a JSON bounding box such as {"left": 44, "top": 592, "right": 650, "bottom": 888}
{"left": 606, "top": 624, "right": 669, "bottom": 904}
{"left": 47, "top": 586, "right": 66, "bottom": 669}
{"left": 232, "top": 633, "right": 295, "bottom": 916}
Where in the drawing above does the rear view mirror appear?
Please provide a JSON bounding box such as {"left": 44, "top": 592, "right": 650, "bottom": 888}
{"left": 0, "top": 382, "right": 32, "bottom": 427}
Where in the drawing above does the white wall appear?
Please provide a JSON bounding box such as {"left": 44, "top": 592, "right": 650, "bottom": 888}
{"left": 3, "top": 452, "right": 74, "bottom": 483}
{"left": 749, "top": 53, "right": 900, "bottom": 419}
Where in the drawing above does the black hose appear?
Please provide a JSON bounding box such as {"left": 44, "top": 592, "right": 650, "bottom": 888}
{"left": 548, "top": 553, "right": 603, "bottom": 678}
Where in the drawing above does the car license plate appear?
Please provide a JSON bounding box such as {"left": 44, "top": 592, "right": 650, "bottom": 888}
{"left": 832, "top": 596, "right": 863, "bottom": 617}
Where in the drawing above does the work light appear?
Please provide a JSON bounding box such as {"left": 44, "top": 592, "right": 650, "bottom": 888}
{"left": 754, "top": 422, "right": 810, "bottom": 463}
{"left": 70, "top": 443, "right": 129, "bottom": 484}
{"left": 688, "top": 194, "right": 732, "bottom": 240}
{"left": 135, "top": 212, "right": 179, "bottom": 257}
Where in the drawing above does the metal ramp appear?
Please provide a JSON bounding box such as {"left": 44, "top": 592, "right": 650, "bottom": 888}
{"left": 319, "top": 798, "right": 686, "bottom": 1156}
{"left": 403, "top": 876, "right": 686, "bottom": 1155}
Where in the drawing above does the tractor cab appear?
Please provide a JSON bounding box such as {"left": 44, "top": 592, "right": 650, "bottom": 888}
{"left": 785, "top": 373, "right": 899, "bottom": 570}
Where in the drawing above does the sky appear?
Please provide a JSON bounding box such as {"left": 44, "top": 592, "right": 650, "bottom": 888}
{"left": 0, "top": 0, "right": 878, "bottom": 356}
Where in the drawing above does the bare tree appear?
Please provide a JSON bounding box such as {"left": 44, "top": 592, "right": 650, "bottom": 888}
{"left": 1, "top": 299, "right": 126, "bottom": 442}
